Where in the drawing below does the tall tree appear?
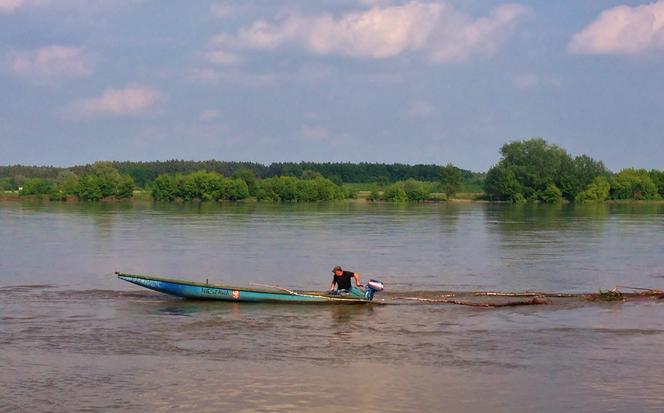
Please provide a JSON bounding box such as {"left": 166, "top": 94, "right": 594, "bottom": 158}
{"left": 439, "top": 164, "right": 461, "bottom": 199}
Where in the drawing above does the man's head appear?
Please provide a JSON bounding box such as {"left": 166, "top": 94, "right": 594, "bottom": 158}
{"left": 332, "top": 265, "right": 343, "bottom": 276}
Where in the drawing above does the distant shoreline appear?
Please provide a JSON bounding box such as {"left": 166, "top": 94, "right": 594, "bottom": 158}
{"left": 4, "top": 192, "right": 664, "bottom": 205}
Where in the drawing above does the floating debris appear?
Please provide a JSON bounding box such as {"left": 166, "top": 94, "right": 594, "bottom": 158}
{"left": 397, "top": 285, "right": 664, "bottom": 307}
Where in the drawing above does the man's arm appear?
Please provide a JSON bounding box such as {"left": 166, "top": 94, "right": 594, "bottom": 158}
{"left": 329, "top": 280, "right": 337, "bottom": 291}
{"left": 353, "top": 272, "right": 363, "bottom": 287}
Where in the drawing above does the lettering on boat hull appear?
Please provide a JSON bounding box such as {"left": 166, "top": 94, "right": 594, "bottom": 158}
{"left": 201, "top": 287, "right": 232, "bottom": 297}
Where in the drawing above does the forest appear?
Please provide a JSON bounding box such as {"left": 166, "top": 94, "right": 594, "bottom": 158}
{"left": 1, "top": 138, "right": 662, "bottom": 202}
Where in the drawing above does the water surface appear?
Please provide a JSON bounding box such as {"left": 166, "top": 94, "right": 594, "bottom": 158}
{"left": 1, "top": 201, "right": 663, "bottom": 412}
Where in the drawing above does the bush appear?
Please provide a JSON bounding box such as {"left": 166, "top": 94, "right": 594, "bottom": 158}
{"left": 611, "top": 169, "right": 659, "bottom": 200}
{"left": 116, "top": 175, "right": 135, "bottom": 199}
{"left": 540, "top": 183, "right": 563, "bottom": 203}
{"left": 56, "top": 170, "right": 79, "bottom": 196}
{"left": 19, "top": 178, "right": 55, "bottom": 196}
{"left": 77, "top": 175, "right": 104, "bottom": 201}
{"left": 575, "top": 176, "right": 610, "bottom": 202}
{"left": 233, "top": 169, "right": 257, "bottom": 196}
{"left": 484, "top": 165, "right": 522, "bottom": 201}
{"left": 256, "top": 176, "right": 344, "bottom": 202}
{"left": 403, "top": 179, "right": 431, "bottom": 201}
{"left": 223, "top": 178, "right": 250, "bottom": 201}
{"left": 151, "top": 175, "right": 178, "bottom": 201}
{"left": 649, "top": 169, "right": 664, "bottom": 199}
{"left": 150, "top": 172, "right": 250, "bottom": 201}
{"left": 91, "top": 161, "right": 121, "bottom": 198}
{"left": 367, "top": 188, "right": 381, "bottom": 201}
{"left": 258, "top": 176, "right": 298, "bottom": 201}
{"left": 381, "top": 183, "right": 408, "bottom": 202}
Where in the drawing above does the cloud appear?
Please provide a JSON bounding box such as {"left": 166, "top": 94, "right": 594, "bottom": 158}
{"left": 429, "top": 4, "right": 529, "bottom": 63}
{"left": 0, "top": 0, "right": 24, "bottom": 13}
{"left": 7, "top": 45, "right": 92, "bottom": 79}
{"left": 210, "top": 1, "right": 528, "bottom": 63}
{"left": 569, "top": 0, "right": 664, "bottom": 55}
{"left": 65, "top": 85, "right": 164, "bottom": 118}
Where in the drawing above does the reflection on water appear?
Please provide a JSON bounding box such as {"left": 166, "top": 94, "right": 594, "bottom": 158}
{"left": 1, "top": 200, "right": 664, "bottom": 412}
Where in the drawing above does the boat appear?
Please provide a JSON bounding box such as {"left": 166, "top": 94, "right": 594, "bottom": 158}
{"left": 116, "top": 272, "right": 385, "bottom": 303}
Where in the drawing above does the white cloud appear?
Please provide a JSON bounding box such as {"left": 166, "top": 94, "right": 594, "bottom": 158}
{"left": 0, "top": 0, "right": 24, "bottom": 13}
{"left": 211, "top": 1, "right": 528, "bottom": 62}
{"left": 7, "top": 45, "right": 92, "bottom": 78}
{"left": 305, "top": 2, "right": 442, "bottom": 58}
{"left": 569, "top": 0, "right": 664, "bottom": 55}
{"left": 429, "top": 4, "right": 529, "bottom": 63}
{"left": 65, "top": 85, "right": 164, "bottom": 118}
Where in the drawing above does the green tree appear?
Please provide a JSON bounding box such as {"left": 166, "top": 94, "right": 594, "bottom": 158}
{"left": 77, "top": 175, "right": 103, "bottom": 201}
{"left": 151, "top": 175, "right": 178, "bottom": 201}
{"left": 232, "top": 168, "right": 258, "bottom": 197}
{"left": 484, "top": 138, "right": 605, "bottom": 203}
{"left": 649, "top": 169, "right": 664, "bottom": 198}
{"left": 402, "top": 179, "right": 431, "bottom": 201}
{"left": 611, "top": 169, "right": 659, "bottom": 200}
{"left": 559, "top": 155, "right": 609, "bottom": 200}
{"left": 0, "top": 177, "right": 16, "bottom": 191}
{"left": 116, "top": 175, "right": 135, "bottom": 199}
{"left": 56, "top": 170, "right": 79, "bottom": 195}
{"left": 301, "top": 170, "right": 323, "bottom": 180}
{"left": 19, "top": 178, "right": 55, "bottom": 196}
{"left": 91, "top": 161, "right": 122, "bottom": 198}
{"left": 381, "top": 182, "right": 408, "bottom": 202}
{"left": 540, "top": 183, "right": 563, "bottom": 203}
{"left": 499, "top": 138, "right": 572, "bottom": 198}
{"left": 439, "top": 164, "right": 461, "bottom": 199}
{"left": 222, "top": 178, "right": 250, "bottom": 201}
{"left": 576, "top": 176, "right": 611, "bottom": 202}
{"left": 484, "top": 164, "right": 522, "bottom": 201}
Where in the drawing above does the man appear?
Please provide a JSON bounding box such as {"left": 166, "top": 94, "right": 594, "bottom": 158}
{"left": 329, "top": 265, "right": 363, "bottom": 295}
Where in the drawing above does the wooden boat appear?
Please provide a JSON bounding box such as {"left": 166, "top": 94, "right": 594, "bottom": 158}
{"left": 116, "top": 272, "right": 384, "bottom": 303}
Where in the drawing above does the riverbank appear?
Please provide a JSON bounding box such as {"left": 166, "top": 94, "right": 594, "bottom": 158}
{"left": 5, "top": 191, "right": 664, "bottom": 205}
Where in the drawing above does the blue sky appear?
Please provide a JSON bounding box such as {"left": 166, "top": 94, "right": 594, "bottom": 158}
{"left": 1, "top": 0, "right": 663, "bottom": 171}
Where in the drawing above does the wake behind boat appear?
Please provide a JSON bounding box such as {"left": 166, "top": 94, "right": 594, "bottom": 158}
{"left": 116, "top": 272, "right": 385, "bottom": 303}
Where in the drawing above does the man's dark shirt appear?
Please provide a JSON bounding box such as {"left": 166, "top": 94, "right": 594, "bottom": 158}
{"left": 332, "top": 271, "right": 354, "bottom": 290}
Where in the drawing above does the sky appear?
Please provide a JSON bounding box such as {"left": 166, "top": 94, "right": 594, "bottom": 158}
{"left": 1, "top": 0, "right": 663, "bottom": 171}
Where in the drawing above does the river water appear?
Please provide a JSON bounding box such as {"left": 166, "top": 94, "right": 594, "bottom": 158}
{"left": 1, "top": 201, "right": 663, "bottom": 412}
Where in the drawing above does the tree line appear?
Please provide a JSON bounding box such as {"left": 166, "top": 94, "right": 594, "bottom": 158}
{"left": 0, "top": 160, "right": 482, "bottom": 189}
{"left": 150, "top": 171, "right": 348, "bottom": 202}
{"left": 16, "top": 162, "right": 136, "bottom": 201}
{"left": 10, "top": 162, "right": 353, "bottom": 202}
{"left": 484, "top": 138, "right": 664, "bottom": 202}
{"left": 3, "top": 138, "right": 663, "bottom": 203}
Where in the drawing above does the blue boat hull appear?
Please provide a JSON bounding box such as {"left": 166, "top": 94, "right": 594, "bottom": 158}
{"left": 116, "top": 273, "right": 372, "bottom": 303}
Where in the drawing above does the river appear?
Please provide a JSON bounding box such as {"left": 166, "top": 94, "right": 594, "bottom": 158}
{"left": 1, "top": 200, "right": 663, "bottom": 412}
